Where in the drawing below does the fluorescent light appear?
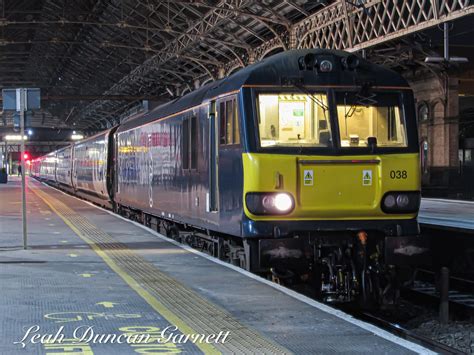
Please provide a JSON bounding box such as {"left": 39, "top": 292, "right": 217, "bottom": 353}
{"left": 450, "top": 57, "right": 469, "bottom": 63}
{"left": 4, "top": 135, "right": 27, "bottom": 141}
{"left": 71, "top": 134, "right": 84, "bottom": 140}
{"left": 424, "top": 57, "right": 444, "bottom": 63}
{"left": 425, "top": 56, "right": 469, "bottom": 63}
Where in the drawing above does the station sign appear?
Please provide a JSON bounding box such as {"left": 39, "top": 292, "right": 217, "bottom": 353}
{"left": 2, "top": 88, "right": 41, "bottom": 111}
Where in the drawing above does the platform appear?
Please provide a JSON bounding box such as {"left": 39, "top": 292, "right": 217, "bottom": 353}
{"left": 419, "top": 198, "right": 474, "bottom": 232}
{"left": 0, "top": 177, "right": 432, "bottom": 354}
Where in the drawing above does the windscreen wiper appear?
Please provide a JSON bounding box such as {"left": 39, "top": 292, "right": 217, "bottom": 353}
{"left": 293, "top": 83, "right": 329, "bottom": 114}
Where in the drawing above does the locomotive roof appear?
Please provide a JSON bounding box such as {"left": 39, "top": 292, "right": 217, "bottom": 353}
{"left": 117, "top": 49, "right": 410, "bottom": 133}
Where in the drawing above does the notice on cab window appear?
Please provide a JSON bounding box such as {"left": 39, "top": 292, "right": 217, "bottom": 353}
{"left": 279, "top": 101, "right": 305, "bottom": 140}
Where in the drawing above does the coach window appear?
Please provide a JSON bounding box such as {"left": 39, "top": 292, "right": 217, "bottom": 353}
{"left": 182, "top": 118, "right": 190, "bottom": 170}
{"left": 190, "top": 116, "right": 198, "bottom": 169}
{"left": 182, "top": 116, "right": 198, "bottom": 171}
{"left": 219, "top": 97, "right": 240, "bottom": 145}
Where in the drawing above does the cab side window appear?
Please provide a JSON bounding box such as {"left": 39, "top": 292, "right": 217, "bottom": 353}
{"left": 219, "top": 97, "right": 240, "bottom": 146}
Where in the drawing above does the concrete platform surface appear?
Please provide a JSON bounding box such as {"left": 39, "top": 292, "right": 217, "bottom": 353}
{"left": 420, "top": 198, "right": 474, "bottom": 231}
{"left": 0, "top": 176, "right": 432, "bottom": 354}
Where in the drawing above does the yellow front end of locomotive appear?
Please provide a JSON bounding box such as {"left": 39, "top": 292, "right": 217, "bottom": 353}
{"left": 243, "top": 153, "right": 420, "bottom": 221}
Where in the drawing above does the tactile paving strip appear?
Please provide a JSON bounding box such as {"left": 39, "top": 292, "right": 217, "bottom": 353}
{"left": 32, "top": 185, "right": 291, "bottom": 355}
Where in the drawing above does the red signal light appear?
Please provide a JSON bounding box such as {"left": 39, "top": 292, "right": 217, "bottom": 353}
{"left": 23, "top": 153, "right": 30, "bottom": 161}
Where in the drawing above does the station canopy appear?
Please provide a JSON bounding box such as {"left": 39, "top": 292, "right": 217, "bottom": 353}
{"left": 0, "top": 0, "right": 327, "bottom": 132}
{"left": 0, "top": 1, "right": 473, "bottom": 133}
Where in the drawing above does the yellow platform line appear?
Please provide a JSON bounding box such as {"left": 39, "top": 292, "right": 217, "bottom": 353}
{"left": 32, "top": 187, "right": 219, "bottom": 355}
{"left": 31, "top": 182, "right": 290, "bottom": 354}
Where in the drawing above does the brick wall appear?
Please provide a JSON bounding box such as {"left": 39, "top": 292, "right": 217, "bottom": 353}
{"left": 409, "top": 73, "right": 460, "bottom": 190}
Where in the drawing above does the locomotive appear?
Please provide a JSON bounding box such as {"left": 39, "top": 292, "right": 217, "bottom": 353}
{"left": 32, "top": 49, "right": 428, "bottom": 305}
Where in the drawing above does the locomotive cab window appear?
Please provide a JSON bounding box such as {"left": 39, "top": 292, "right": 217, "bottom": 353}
{"left": 257, "top": 93, "right": 332, "bottom": 148}
{"left": 336, "top": 92, "right": 407, "bottom": 148}
{"left": 219, "top": 98, "right": 240, "bottom": 146}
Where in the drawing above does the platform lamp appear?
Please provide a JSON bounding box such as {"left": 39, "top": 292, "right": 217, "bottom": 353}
{"left": 2, "top": 88, "right": 41, "bottom": 250}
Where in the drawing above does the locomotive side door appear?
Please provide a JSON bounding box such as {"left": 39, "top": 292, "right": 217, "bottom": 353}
{"left": 216, "top": 95, "right": 243, "bottom": 235}
{"left": 207, "top": 101, "right": 219, "bottom": 212}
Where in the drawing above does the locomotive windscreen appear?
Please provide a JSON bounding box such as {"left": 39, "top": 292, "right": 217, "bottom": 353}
{"left": 336, "top": 91, "right": 407, "bottom": 148}
{"left": 257, "top": 93, "right": 332, "bottom": 148}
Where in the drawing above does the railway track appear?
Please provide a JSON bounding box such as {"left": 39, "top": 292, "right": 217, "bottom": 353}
{"left": 403, "top": 269, "right": 474, "bottom": 317}
{"left": 355, "top": 311, "right": 466, "bottom": 354}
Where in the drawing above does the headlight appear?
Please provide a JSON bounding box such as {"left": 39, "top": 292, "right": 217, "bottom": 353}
{"left": 384, "top": 195, "right": 396, "bottom": 209}
{"left": 396, "top": 194, "right": 410, "bottom": 208}
{"left": 319, "top": 60, "right": 333, "bottom": 72}
{"left": 274, "top": 193, "right": 293, "bottom": 212}
{"left": 246, "top": 192, "right": 295, "bottom": 215}
{"left": 382, "top": 192, "right": 420, "bottom": 214}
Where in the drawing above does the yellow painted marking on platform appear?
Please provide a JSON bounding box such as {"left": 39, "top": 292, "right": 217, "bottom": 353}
{"left": 79, "top": 273, "right": 93, "bottom": 278}
{"left": 45, "top": 312, "right": 142, "bottom": 323}
{"left": 43, "top": 338, "right": 93, "bottom": 354}
{"left": 33, "top": 188, "right": 220, "bottom": 355}
{"left": 96, "top": 301, "right": 119, "bottom": 308}
{"left": 68, "top": 253, "right": 78, "bottom": 258}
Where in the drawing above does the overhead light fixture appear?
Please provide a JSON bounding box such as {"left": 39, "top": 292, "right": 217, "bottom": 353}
{"left": 4, "top": 135, "right": 28, "bottom": 141}
{"left": 425, "top": 22, "right": 469, "bottom": 65}
{"left": 27, "top": 129, "right": 33, "bottom": 136}
{"left": 71, "top": 134, "right": 84, "bottom": 141}
{"left": 425, "top": 56, "right": 468, "bottom": 63}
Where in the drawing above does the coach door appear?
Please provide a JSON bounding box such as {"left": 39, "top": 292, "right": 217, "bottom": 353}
{"left": 207, "top": 101, "right": 219, "bottom": 212}
{"left": 148, "top": 134, "right": 154, "bottom": 208}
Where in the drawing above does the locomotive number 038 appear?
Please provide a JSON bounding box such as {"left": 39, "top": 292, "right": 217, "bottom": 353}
{"left": 389, "top": 170, "right": 408, "bottom": 179}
